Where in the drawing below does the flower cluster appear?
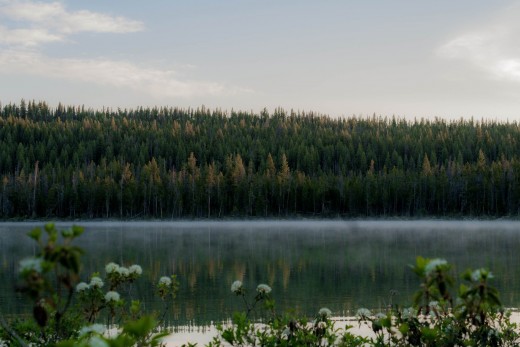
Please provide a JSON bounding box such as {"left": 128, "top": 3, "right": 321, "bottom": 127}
{"left": 356, "top": 308, "right": 371, "bottom": 318}
{"left": 256, "top": 284, "right": 272, "bottom": 295}
{"left": 105, "top": 262, "right": 119, "bottom": 274}
{"left": 424, "top": 258, "right": 448, "bottom": 275}
{"left": 317, "top": 321, "right": 327, "bottom": 329}
{"left": 281, "top": 327, "right": 290, "bottom": 340}
{"left": 429, "top": 301, "right": 440, "bottom": 310}
{"left": 78, "top": 324, "right": 106, "bottom": 337}
{"left": 375, "top": 312, "right": 386, "bottom": 320}
{"left": 402, "top": 307, "right": 417, "bottom": 319}
{"left": 471, "top": 268, "right": 493, "bottom": 282}
{"left": 116, "top": 266, "right": 130, "bottom": 277}
{"left": 156, "top": 275, "right": 179, "bottom": 300}
{"left": 104, "top": 262, "right": 142, "bottom": 288}
{"left": 86, "top": 336, "right": 108, "bottom": 347}
{"left": 19, "top": 257, "right": 43, "bottom": 274}
{"left": 76, "top": 276, "right": 104, "bottom": 294}
{"left": 129, "top": 264, "right": 143, "bottom": 275}
{"left": 105, "top": 291, "right": 120, "bottom": 303}
{"left": 318, "top": 307, "right": 332, "bottom": 318}
{"left": 231, "top": 280, "right": 243, "bottom": 295}
{"left": 76, "top": 282, "right": 90, "bottom": 292}
{"left": 90, "top": 276, "right": 104, "bottom": 288}
{"left": 78, "top": 325, "right": 108, "bottom": 347}
{"left": 159, "top": 276, "right": 172, "bottom": 286}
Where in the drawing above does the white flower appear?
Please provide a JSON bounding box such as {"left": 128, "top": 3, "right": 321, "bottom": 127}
{"left": 129, "top": 264, "right": 142, "bottom": 275}
{"left": 79, "top": 323, "right": 106, "bottom": 337}
{"left": 428, "top": 301, "right": 440, "bottom": 314}
{"left": 402, "top": 307, "right": 417, "bottom": 319}
{"left": 317, "top": 321, "right": 327, "bottom": 329}
{"left": 375, "top": 312, "right": 386, "bottom": 319}
{"left": 424, "top": 258, "right": 448, "bottom": 275}
{"left": 105, "top": 262, "right": 119, "bottom": 274}
{"left": 231, "top": 280, "right": 243, "bottom": 294}
{"left": 116, "top": 266, "right": 130, "bottom": 277}
{"left": 76, "top": 282, "right": 90, "bottom": 292}
{"left": 281, "top": 327, "right": 291, "bottom": 339}
{"left": 256, "top": 284, "right": 272, "bottom": 294}
{"left": 471, "top": 268, "right": 492, "bottom": 282}
{"left": 356, "top": 308, "right": 371, "bottom": 318}
{"left": 89, "top": 336, "right": 109, "bottom": 347}
{"left": 318, "top": 307, "right": 332, "bottom": 317}
{"left": 159, "top": 276, "right": 172, "bottom": 286}
{"left": 19, "top": 257, "right": 43, "bottom": 273}
{"left": 471, "top": 269, "right": 482, "bottom": 282}
{"left": 89, "top": 276, "right": 104, "bottom": 288}
{"left": 105, "top": 291, "right": 120, "bottom": 303}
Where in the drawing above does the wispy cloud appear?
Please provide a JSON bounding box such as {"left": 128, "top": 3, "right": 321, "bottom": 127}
{"left": 0, "top": 1, "right": 250, "bottom": 99}
{"left": 438, "top": 5, "right": 520, "bottom": 83}
{"left": 0, "top": 1, "right": 144, "bottom": 46}
{"left": 0, "top": 1, "right": 144, "bottom": 38}
{"left": 0, "top": 25, "right": 62, "bottom": 46}
{"left": 0, "top": 49, "right": 246, "bottom": 98}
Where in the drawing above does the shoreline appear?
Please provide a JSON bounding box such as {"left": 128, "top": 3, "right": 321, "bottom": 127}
{"left": 2, "top": 218, "right": 520, "bottom": 226}
{"left": 1, "top": 215, "right": 519, "bottom": 222}
{"left": 162, "top": 316, "right": 373, "bottom": 347}
{"left": 162, "top": 312, "right": 520, "bottom": 346}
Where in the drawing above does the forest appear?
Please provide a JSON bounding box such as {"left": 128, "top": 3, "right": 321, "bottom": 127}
{"left": 0, "top": 99, "right": 519, "bottom": 219}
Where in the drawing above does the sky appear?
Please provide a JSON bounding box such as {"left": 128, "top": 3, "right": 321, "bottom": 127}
{"left": 1, "top": 0, "right": 520, "bottom": 120}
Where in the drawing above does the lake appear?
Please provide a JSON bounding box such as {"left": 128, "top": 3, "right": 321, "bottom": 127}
{"left": 1, "top": 220, "right": 520, "bottom": 326}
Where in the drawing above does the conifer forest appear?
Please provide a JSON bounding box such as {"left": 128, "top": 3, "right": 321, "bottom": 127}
{"left": 1, "top": 100, "right": 520, "bottom": 219}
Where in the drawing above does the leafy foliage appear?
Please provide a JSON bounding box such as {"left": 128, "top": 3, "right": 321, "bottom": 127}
{"left": 0, "top": 224, "right": 177, "bottom": 346}
{"left": 356, "top": 257, "right": 519, "bottom": 347}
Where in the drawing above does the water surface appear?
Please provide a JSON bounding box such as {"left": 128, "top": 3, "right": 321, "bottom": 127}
{"left": 1, "top": 220, "right": 520, "bottom": 325}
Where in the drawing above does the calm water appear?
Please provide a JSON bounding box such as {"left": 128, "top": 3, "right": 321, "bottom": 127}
{"left": 1, "top": 220, "right": 520, "bottom": 325}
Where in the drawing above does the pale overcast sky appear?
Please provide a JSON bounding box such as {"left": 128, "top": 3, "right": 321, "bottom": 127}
{"left": 1, "top": 0, "right": 520, "bottom": 120}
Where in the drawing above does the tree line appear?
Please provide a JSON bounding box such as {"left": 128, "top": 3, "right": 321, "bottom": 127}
{"left": 1, "top": 100, "right": 520, "bottom": 218}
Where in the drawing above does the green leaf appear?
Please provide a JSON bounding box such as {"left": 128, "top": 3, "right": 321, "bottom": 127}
{"left": 399, "top": 323, "right": 410, "bottom": 334}
{"left": 221, "top": 329, "right": 235, "bottom": 344}
{"left": 381, "top": 316, "right": 392, "bottom": 328}
{"left": 44, "top": 223, "right": 55, "bottom": 234}
{"left": 49, "top": 228, "right": 58, "bottom": 243}
{"left": 459, "top": 283, "right": 469, "bottom": 296}
{"left": 27, "top": 227, "right": 41, "bottom": 241}
{"left": 130, "top": 300, "right": 141, "bottom": 315}
{"left": 488, "top": 292, "right": 502, "bottom": 306}
{"left": 412, "top": 256, "right": 428, "bottom": 276}
{"left": 149, "top": 331, "right": 171, "bottom": 346}
{"left": 123, "top": 316, "right": 156, "bottom": 338}
{"left": 372, "top": 319, "right": 382, "bottom": 333}
{"left": 72, "top": 225, "right": 85, "bottom": 237}
{"left": 109, "top": 335, "right": 136, "bottom": 347}
{"left": 420, "top": 327, "right": 437, "bottom": 341}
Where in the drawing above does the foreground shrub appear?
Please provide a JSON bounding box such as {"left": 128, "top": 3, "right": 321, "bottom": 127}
{"left": 199, "top": 257, "right": 520, "bottom": 346}
{"left": 0, "top": 224, "right": 176, "bottom": 346}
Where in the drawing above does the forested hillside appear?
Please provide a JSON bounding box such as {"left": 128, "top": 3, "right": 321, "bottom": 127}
{"left": 0, "top": 100, "right": 519, "bottom": 218}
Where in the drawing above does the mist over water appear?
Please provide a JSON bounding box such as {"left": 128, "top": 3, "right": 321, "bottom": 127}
{"left": 1, "top": 220, "right": 520, "bottom": 325}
